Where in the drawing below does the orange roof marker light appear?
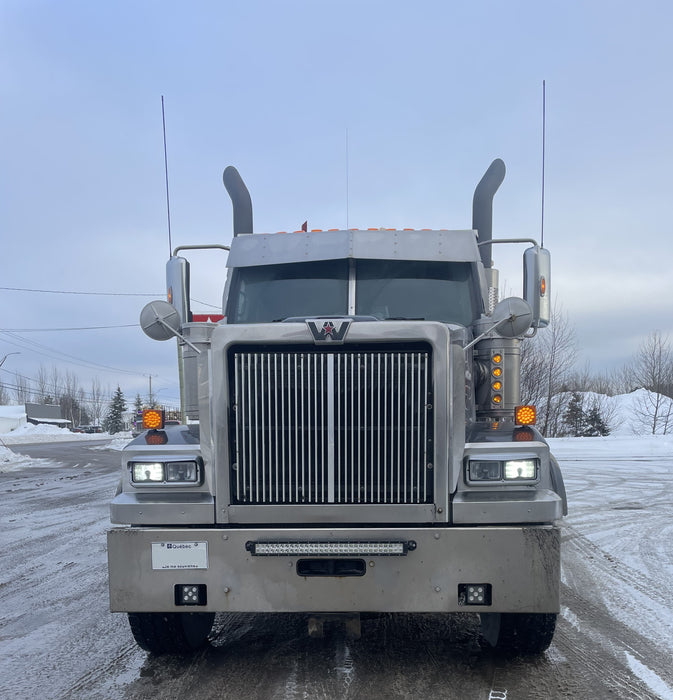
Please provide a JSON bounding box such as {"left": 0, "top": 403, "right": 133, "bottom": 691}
{"left": 514, "top": 427, "right": 535, "bottom": 442}
{"left": 142, "top": 408, "right": 164, "bottom": 431}
{"left": 515, "top": 405, "right": 537, "bottom": 426}
{"left": 145, "top": 431, "right": 168, "bottom": 445}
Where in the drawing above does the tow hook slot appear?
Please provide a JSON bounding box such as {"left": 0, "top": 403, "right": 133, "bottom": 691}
{"left": 297, "top": 558, "right": 366, "bottom": 577}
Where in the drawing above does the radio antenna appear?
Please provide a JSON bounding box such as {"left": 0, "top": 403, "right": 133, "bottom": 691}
{"left": 161, "top": 96, "right": 173, "bottom": 257}
{"left": 345, "top": 127, "right": 350, "bottom": 230}
{"left": 541, "top": 80, "right": 546, "bottom": 248}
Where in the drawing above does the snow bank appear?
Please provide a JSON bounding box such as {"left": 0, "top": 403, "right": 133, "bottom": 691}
{"left": 548, "top": 432, "right": 673, "bottom": 457}
{"left": 0, "top": 444, "right": 33, "bottom": 470}
{"left": 564, "top": 388, "right": 672, "bottom": 436}
{"left": 0, "top": 422, "right": 130, "bottom": 445}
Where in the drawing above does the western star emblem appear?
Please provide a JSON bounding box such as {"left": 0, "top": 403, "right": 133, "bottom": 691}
{"left": 306, "top": 319, "right": 352, "bottom": 344}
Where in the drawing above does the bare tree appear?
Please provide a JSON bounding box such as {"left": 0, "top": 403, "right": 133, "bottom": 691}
{"left": 520, "top": 303, "right": 577, "bottom": 437}
{"left": 59, "top": 371, "right": 90, "bottom": 427}
{"left": 13, "top": 373, "right": 31, "bottom": 404}
{"left": 628, "top": 331, "right": 673, "bottom": 434}
{"left": 50, "top": 366, "right": 61, "bottom": 403}
{"left": 0, "top": 381, "right": 9, "bottom": 405}
{"left": 35, "top": 365, "right": 56, "bottom": 403}
{"left": 89, "top": 377, "right": 105, "bottom": 426}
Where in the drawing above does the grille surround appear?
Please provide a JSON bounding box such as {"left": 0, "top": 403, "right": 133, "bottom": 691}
{"left": 229, "top": 344, "right": 434, "bottom": 505}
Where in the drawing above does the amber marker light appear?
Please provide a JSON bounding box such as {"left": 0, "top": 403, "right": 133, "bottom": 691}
{"left": 492, "top": 353, "right": 502, "bottom": 364}
{"left": 515, "top": 405, "right": 537, "bottom": 425}
{"left": 145, "top": 431, "right": 168, "bottom": 445}
{"left": 143, "top": 408, "right": 164, "bottom": 430}
{"left": 492, "top": 367, "right": 503, "bottom": 377}
{"left": 492, "top": 381, "right": 502, "bottom": 391}
{"left": 540, "top": 277, "right": 547, "bottom": 295}
{"left": 514, "top": 428, "right": 535, "bottom": 441}
{"left": 492, "top": 394, "right": 503, "bottom": 404}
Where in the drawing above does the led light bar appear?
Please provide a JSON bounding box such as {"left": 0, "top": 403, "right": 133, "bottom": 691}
{"left": 247, "top": 540, "right": 413, "bottom": 556}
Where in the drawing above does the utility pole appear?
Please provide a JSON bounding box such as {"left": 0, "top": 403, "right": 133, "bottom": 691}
{"left": 0, "top": 352, "right": 20, "bottom": 368}
{"left": 148, "top": 375, "right": 155, "bottom": 408}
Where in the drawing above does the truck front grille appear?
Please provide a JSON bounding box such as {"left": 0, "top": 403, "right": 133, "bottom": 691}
{"left": 230, "top": 347, "right": 433, "bottom": 505}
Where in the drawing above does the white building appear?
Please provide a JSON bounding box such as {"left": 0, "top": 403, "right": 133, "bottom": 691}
{"left": 0, "top": 405, "right": 27, "bottom": 434}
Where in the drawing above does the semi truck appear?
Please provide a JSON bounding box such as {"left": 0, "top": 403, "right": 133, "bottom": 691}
{"left": 108, "top": 159, "right": 567, "bottom": 655}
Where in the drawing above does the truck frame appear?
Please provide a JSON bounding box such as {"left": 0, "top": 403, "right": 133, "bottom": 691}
{"left": 108, "top": 159, "right": 566, "bottom": 655}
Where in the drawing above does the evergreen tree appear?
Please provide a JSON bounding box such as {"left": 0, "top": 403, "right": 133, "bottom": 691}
{"left": 584, "top": 402, "right": 610, "bottom": 436}
{"left": 563, "top": 392, "right": 587, "bottom": 436}
{"left": 104, "top": 386, "right": 127, "bottom": 434}
{"left": 134, "top": 393, "right": 144, "bottom": 412}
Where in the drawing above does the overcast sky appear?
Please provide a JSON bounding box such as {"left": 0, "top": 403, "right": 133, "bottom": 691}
{"left": 1, "top": 0, "right": 672, "bottom": 408}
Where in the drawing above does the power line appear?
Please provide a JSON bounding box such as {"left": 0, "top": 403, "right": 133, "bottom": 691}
{"left": 1, "top": 325, "right": 139, "bottom": 332}
{"left": 0, "top": 331, "right": 148, "bottom": 376}
{"left": 0, "top": 366, "right": 179, "bottom": 407}
{"left": 0, "top": 286, "right": 162, "bottom": 296}
{"left": 192, "top": 298, "right": 221, "bottom": 310}
{"left": 0, "top": 286, "right": 221, "bottom": 309}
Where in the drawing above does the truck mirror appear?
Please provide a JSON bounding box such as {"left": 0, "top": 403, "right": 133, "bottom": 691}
{"left": 166, "top": 256, "right": 191, "bottom": 324}
{"left": 491, "top": 297, "right": 533, "bottom": 338}
{"left": 523, "top": 246, "right": 550, "bottom": 328}
{"left": 140, "top": 300, "right": 182, "bottom": 341}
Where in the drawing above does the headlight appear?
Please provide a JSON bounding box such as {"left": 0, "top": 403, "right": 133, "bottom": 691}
{"left": 468, "top": 461, "right": 502, "bottom": 481}
{"left": 165, "top": 461, "right": 199, "bottom": 482}
{"left": 132, "top": 462, "right": 164, "bottom": 482}
{"left": 504, "top": 459, "right": 537, "bottom": 480}
{"left": 130, "top": 460, "right": 200, "bottom": 485}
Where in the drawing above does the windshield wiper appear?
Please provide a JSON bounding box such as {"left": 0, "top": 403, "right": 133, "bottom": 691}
{"left": 384, "top": 316, "right": 425, "bottom": 321}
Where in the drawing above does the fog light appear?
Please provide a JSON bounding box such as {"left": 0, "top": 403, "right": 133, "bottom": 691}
{"left": 458, "top": 583, "right": 492, "bottom": 605}
{"left": 175, "top": 584, "right": 207, "bottom": 606}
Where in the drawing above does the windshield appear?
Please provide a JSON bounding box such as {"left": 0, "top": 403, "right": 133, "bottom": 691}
{"left": 226, "top": 258, "right": 479, "bottom": 326}
{"left": 356, "top": 260, "right": 479, "bottom": 326}
{"left": 226, "top": 260, "right": 348, "bottom": 323}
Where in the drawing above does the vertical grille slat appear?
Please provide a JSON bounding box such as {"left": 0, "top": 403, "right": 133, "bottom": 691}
{"left": 230, "top": 347, "right": 433, "bottom": 505}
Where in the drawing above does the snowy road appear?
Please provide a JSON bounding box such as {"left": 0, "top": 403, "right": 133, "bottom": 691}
{"left": 1, "top": 437, "right": 672, "bottom": 699}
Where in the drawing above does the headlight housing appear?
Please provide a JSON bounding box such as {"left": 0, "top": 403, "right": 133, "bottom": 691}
{"left": 466, "top": 458, "right": 538, "bottom": 484}
{"left": 130, "top": 460, "right": 201, "bottom": 485}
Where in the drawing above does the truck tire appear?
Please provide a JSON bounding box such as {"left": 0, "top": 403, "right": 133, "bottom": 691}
{"left": 128, "top": 612, "right": 215, "bottom": 654}
{"left": 479, "top": 612, "right": 556, "bottom": 655}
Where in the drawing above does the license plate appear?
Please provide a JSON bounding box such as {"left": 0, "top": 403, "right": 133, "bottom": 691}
{"left": 151, "top": 541, "right": 208, "bottom": 570}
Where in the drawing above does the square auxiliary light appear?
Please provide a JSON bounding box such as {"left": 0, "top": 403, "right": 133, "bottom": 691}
{"left": 458, "top": 583, "right": 492, "bottom": 606}
{"left": 174, "top": 584, "right": 207, "bottom": 606}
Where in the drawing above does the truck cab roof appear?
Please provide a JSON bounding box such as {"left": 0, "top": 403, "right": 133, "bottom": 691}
{"left": 226, "top": 229, "right": 482, "bottom": 268}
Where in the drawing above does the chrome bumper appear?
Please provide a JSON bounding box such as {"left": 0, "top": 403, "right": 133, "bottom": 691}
{"left": 108, "top": 525, "right": 560, "bottom": 614}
